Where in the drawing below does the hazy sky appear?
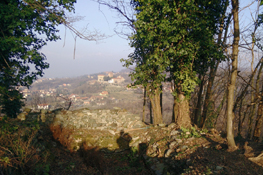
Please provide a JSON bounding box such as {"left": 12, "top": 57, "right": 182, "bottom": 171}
{"left": 41, "top": 0, "right": 133, "bottom": 78}
{"left": 41, "top": 0, "right": 260, "bottom": 78}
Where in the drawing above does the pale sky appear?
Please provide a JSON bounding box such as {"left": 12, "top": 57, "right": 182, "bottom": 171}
{"left": 41, "top": 0, "right": 261, "bottom": 78}
{"left": 41, "top": 0, "right": 133, "bottom": 78}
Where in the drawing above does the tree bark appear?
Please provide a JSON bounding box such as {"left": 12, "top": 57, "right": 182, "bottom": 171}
{"left": 142, "top": 86, "right": 146, "bottom": 123}
{"left": 194, "top": 74, "right": 204, "bottom": 126}
{"left": 174, "top": 93, "right": 192, "bottom": 128}
{"left": 253, "top": 101, "right": 263, "bottom": 142}
{"left": 173, "top": 83, "right": 192, "bottom": 128}
{"left": 149, "top": 98, "right": 153, "bottom": 124}
{"left": 149, "top": 88, "right": 163, "bottom": 125}
{"left": 200, "top": 2, "right": 230, "bottom": 128}
{"left": 253, "top": 62, "right": 263, "bottom": 141}
{"left": 226, "top": 0, "right": 239, "bottom": 151}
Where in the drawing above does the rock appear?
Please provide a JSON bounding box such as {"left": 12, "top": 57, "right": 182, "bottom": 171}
{"left": 108, "top": 130, "right": 115, "bottom": 135}
{"left": 132, "top": 121, "right": 146, "bottom": 128}
{"left": 185, "top": 131, "right": 191, "bottom": 135}
{"left": 158, "top": 123, "right": 166, "bottom": 127}
{"left": 175, "top": 138, "right": 182, "bottom": 144}
{"left": 17, "top": 112, "right": 26, "bottom": 121}
{"left": 24, "top": 108, "right": 32, "bottom": 113}
{"left": 168, "top": 123, "right": 177, "bottom": 130}
{"left": 170, "top": 130, "right": 180, "bottom": 136}
{"left": 51, "top": 141, "right": 57, "bottom": 147}
{"left": 180, "top": 145, "right": 188, "bottom": 151}
{"left": 169, "top": 141, "right": 178, "bottom": 149}
{"left": 216, "top": 166, "right": 223, "bottom": 170}
{"left": 110, "top": 122, "right": 118, "bottom": 127}
{"left": 165, "top": 149, "right": 174, "bottom": 157}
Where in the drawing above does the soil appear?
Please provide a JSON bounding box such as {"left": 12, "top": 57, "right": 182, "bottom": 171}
{"left": 40, "top": 125, "right": 263, "bottom": 175}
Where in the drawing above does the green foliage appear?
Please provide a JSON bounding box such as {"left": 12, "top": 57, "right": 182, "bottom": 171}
{"left": 0, "top": 117, "right": 48, "bottom": 174}
{"left": 180, "top": 127, "right": 201, "bottom": 139}
{"left": 127, "top": 146, "right": 140, "bottom": 167}
{"left": 124, "top": 0, "right": 225, "bottom": 101}
{"left": 34, "top": 163, "right": 50, "bottom": 175}
{"left": 0, "top": 0, "right": 76, "bottom": 118}
{"left": 0, "top": 78, "right": 25, "bottom": 118}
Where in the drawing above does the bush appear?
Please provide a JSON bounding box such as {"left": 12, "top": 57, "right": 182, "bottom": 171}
{"left": 0, "top": 117, "right": 49, "bottom": 175}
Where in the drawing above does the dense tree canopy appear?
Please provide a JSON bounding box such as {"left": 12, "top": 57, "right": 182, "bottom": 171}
{"left": 122, "top": 0, "right": 225, "bottom": 126}
{"left": 0, "top": 0, "right": 76, "bottom": 117}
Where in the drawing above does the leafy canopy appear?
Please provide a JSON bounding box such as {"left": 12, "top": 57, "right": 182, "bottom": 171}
{"left": 124, "top": 0, "right": 225, "bottom": 98}
{"left": 0, "top": 0, "right": 76, "bottom": 117}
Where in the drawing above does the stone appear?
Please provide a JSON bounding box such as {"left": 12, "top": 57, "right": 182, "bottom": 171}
{"left": 165, "top": 149, "right": 174, "bottom": 158}
{"left": 110, "top": 122, "right": 117, "bottom": 127}
{"left": 17, "top": 112, "right": 26, "bottom": 121}
{"left": 175, "top": 138, "right": 182, "bottom": 143}
{"left": 132, "top": 121, "right": 146, "bottom": 128}
{"left": 158, "top": 123, "right": 166, "bottom": 127}
{"left": 180, "top": 145, "right": 188, "bottom": 151}
{"left": 168, "top": 123, "right": 177, "bottom": 129}
{"left": 24, "top": 108, "right": 32, "bottom": 113}
{"left": 169, "top": 141, "right": 178, "bottom": 149}
{"left": 170, "top": 130, "right": 180, "bottom": 136}
{"left": 108, "top": 130, "right": 115, "bottom": 135}
{"left": 216, "top": 166, "right": 223, "bottom": 170}
{"left": 186, "top": 131, "right": 191, "bottom": 135}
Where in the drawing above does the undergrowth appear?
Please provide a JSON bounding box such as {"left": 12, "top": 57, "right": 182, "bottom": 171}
{"left": 0, "top": 116, "right": 50, "bottom": 175}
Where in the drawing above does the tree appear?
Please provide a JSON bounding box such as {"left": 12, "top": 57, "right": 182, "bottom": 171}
{"left": 226, "top": 0, "right": 239, "bottom": 151}
{"left": 0, "top": 0, "right": 76, "bottom": 117}
{"left": 127, "top": 0, "right": 224, "bottom": 127}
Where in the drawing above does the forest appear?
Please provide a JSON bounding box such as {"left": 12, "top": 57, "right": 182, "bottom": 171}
{"left": 1, "top": 0, "right": 263, "bottom": 174}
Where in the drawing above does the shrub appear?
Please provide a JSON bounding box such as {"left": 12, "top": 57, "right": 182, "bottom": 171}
{"left": 0, "top": 117, "right": 49, "bottom": 175}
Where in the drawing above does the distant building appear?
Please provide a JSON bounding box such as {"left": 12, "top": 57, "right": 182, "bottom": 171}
{"left": 88, "top": 80, "right": 97, "bottom": 85}
{"left": 100, "top": 91, "right": 109, "bottom": 96}
{"left": 97, "top": 101, "right": 106, "bottom": 106}
{"left": 37, "top": 104, "right": 50, "bottom": 110}
{"left": 108, "top": 76, "right": 125, "bottom": 84}
{"left": 83, "top": 101, "right": 90, "bottom": 105}
{"left": 107, "top": 72, "right": 113, "bottom": 77}
{"left": 98, "top": 75, "right": 105, "bottom": 81}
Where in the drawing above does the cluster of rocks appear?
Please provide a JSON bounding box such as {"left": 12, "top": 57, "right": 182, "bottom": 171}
{"left": 16, "top": 108, "right": 212, "bottom": 175}
{"left": 51, "top": 109, "right": 146, "bottom": 130}
{"left": 18, "top": 108, "right": 147, "bottom": 131}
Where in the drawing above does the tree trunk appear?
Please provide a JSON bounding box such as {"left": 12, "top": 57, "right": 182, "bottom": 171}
{"left": 160, "top": 84, "right": 163, "bottom": 115}
{"left": 253, "top": 63, "right": 263, "bottom": 141}
{"left": 200, "top": 1, "right": 230, "bottom": 128}
{"left": 194, "top": 75, "right": 204, "bottom": 126}
{"left": 226, "top": 0, "right": 239, "bottom": 151}
{"left": 149, "top": 97, "right": 153, "bottom": 124}
{"left": 149, "top": 88, "right": 163, "bottom": 125}
{"left": 253, "top": 101, "right": 263, "bottom": 142}
{"left": 142, "top": 86, "right": 146, "bottom": 123}
{"left": 173, "top": 91, "right": 192, "bottom": 128}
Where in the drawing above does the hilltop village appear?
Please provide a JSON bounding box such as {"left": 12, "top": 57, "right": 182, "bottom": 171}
{"left": 18, "top": 70, "right": 174, "bottom": 122}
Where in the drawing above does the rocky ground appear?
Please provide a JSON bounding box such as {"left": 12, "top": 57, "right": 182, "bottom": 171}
{"left": 42, "top": 123, "right": 263, "bottom": 175}
{"left": 1, "top": 115, "right": 263, "bottom": 175}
